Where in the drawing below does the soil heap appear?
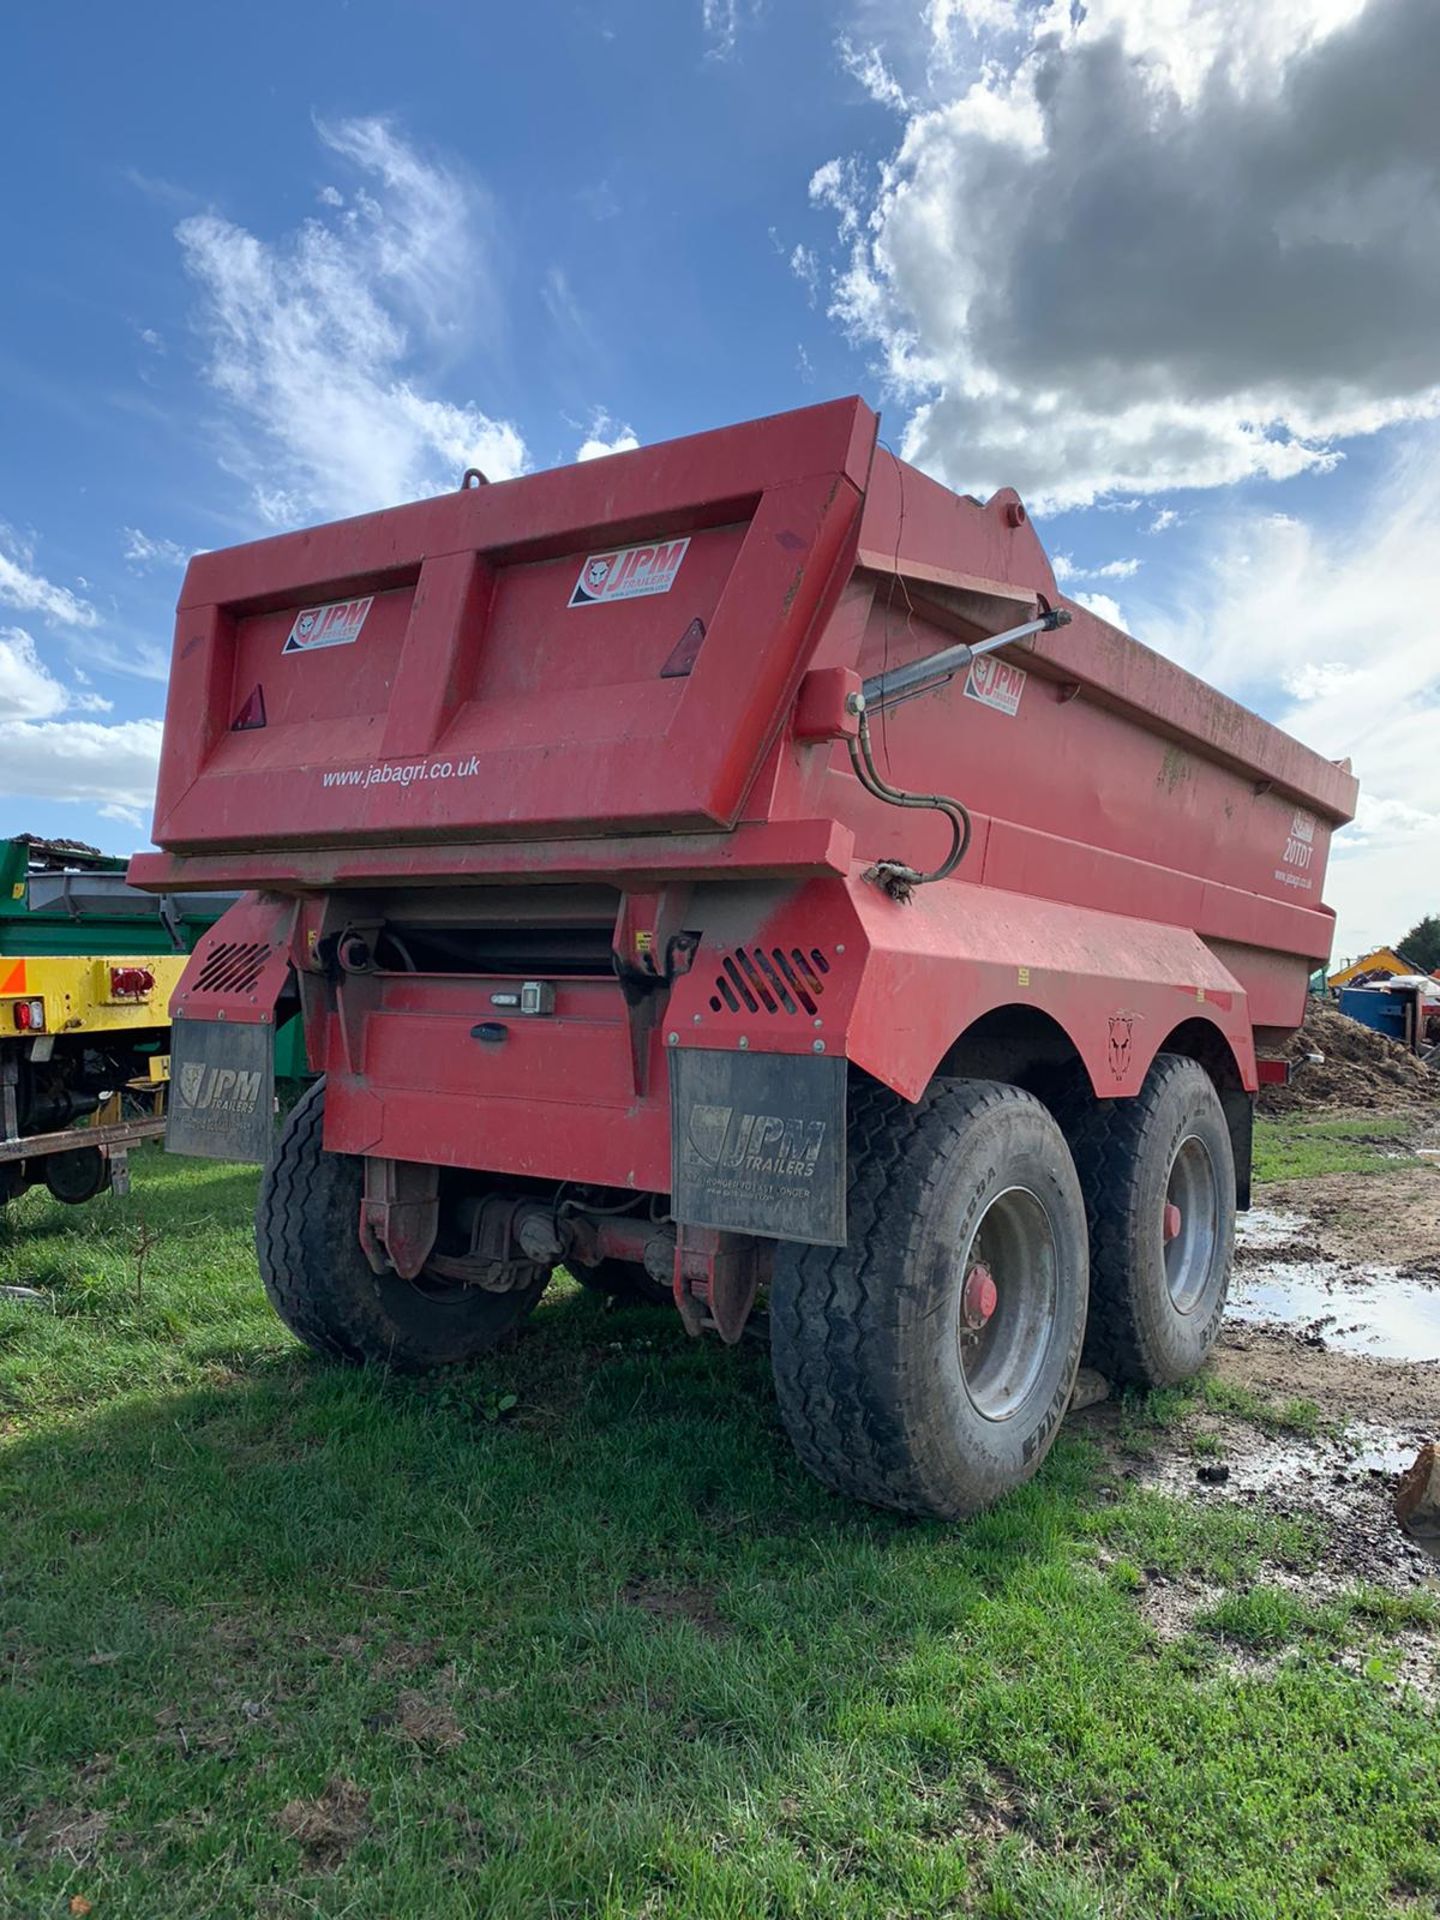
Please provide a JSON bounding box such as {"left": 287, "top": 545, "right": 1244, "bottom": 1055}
{"left": 1259, "top": 998, "right": 1436, "bottom": 1115}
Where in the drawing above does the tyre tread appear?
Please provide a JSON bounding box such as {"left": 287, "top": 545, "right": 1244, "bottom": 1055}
{"left": 771, "top": 1078, "right": 1072, "bottom": 1515}
{"left": 1058, "top": 1053, "right": 1228, "bottom": 1386}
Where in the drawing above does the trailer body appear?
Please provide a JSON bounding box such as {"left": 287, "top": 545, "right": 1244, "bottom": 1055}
{"left": 131, "top": 398, "right": 1358, "bottom": 1514}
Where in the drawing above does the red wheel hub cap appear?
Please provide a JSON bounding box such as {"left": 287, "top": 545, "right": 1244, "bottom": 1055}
{"left": 1163, "top": 1201, "right": 1182, "bottom": 1243}
{"left": 961, "top": 1262, "right": 998, "bottom": 1330}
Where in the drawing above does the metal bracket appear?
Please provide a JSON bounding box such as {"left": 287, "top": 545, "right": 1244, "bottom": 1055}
{"left": 359, "top": 1158, "right": 440, "bottom": 1280}
{"left": 1, "top": 1056, "right": 18, "bottom": 1144}
{"left": 611, "top": 887, "right": 697, "bottom": 1096}
{"left": 672, "top": 1225, "right": 768, "bottom": 1345}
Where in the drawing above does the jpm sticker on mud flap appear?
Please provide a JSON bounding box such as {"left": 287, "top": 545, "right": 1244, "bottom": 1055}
{"left": 165, "top": 1020, "right": 275, "bottom": 1163}
{"left": 670, "top": 1049, "right": 846, "bottom": 1247}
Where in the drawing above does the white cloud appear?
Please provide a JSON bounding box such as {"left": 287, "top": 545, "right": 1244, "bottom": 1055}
{"left": 1148, "top": 509, "right": 1182, "bottom": 534}
{"left": 123, "top": 527, "right": 190, "bottom": 570}
{"left": 1052, "top": 553, "right": 1140, "bottom": 583}
{"left": 1282, "top": 660, "right": 1364, "bottom": 702}
{"left": 0, "top": 717, "right": 163, "bottom": 820}
{"left": 0, "top": 629, "right": 70, "bottom": 720}
{"left": 701, "top": 0, "right": 756, "bottom": 57}
{"left": 0, "top": 627, "right": 146, "bottom": 820}
{"left": 541, "top": 266, "right": 599, "bottom": 353}
{"left": 0, "top": 529, "right": 98, "bottom": 629}
{"left": 790, "top": 243, "right": 820, "bottom": 306}
{"left": 809, "top": 157, "right": 865, "bottom": 240}
{"left": 813, "top": 0, "right": 1440, "bottom": 508}
{"left": 1136, "top": 430, "right": 1440, "bottom": 954}
{"left": 837, "top": 36, "right": 912, "bottom": 110}
{"left": 1071, "top": 589, "right": 1126, "bottom": 627}
{"left": 0, "top": 628, "right": 113, "bottom": 723}
{"left": 177, "top": 117, "right": 527, "bottom": 526}
{"left": 575, "top": 412, "right": 640, "bottom": 462}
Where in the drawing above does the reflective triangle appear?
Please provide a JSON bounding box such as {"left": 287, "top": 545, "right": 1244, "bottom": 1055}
{"left": 231, "top": 685, "right": 267, "bottom": 731}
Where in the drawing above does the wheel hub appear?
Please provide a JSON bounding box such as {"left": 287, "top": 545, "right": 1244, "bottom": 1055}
{"left": 1164, "top": 1134, "right": 1221, "bottom": 1313}
{"left": 961, "top": 1262, "right": 998, "bottom": 1330}
{"left": 954, "top": 1188, "right": 1059, "bottom": 1423}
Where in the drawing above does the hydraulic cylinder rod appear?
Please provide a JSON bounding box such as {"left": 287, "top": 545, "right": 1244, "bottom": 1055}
{"left": 857, "top": 607, "right": 1072, "bottom": 714}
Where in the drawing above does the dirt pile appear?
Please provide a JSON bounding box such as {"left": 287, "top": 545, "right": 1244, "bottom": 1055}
{"left": 1259, "top": 998, "right": 1436, "bottom": 1114}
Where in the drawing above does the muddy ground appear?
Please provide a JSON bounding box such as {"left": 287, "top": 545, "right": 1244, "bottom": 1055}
{"left": 1072, "top": 1140, "right": 1440, "bottom": 1661}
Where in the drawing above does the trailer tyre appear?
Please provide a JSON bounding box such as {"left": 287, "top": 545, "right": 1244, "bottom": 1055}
{"left": 770, "top": 1079, "right": 1089, "bottom": 1520}
{"left": 1064, "top": 1053, "right": 1234, "bottom": 1388}
{"left": 256, "top": 1079, "right": 548, "bottom": 1371}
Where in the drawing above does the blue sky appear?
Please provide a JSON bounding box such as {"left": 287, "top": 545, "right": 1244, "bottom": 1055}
{"left": 2, "top": 0, "right": 1436, "bottom": 960}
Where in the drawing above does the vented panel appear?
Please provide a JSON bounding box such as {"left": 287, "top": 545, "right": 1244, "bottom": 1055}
{"left": 710, "top": 946, "right": 830, "bottom": 1017}
{"left": 192, "top": 940, "right": 272, "bottom": 996}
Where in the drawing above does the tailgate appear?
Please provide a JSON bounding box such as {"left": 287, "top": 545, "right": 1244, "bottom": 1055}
{"left": 153, "top": 399, "right": 875, "bottom": 853}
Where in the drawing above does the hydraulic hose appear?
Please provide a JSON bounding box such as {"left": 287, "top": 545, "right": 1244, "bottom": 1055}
{"left": 847, "top": 706, "right": 972, "bottom": 901}
{"left": 846, "top": 606, "right": 1071, "bottom": 899}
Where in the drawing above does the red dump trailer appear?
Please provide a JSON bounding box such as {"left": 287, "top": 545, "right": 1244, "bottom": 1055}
{"left": 131, "top": 397, "right": 1356, "bottom": 1517}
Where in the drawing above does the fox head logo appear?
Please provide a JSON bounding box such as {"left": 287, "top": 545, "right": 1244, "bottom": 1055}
{"left": 1107, "top": 1014, "right": 1134, "bottom": 1080}
{"left": 584, "top": 559, "right": 612, "bottom": 592}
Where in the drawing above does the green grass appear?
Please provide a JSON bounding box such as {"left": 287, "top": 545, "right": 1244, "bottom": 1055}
{"left": 3, "top": 1153, "right": 1439, "bottom": 1918}
{"left": 1253, "top": 1111, "right": 1421, "bottom": 1183}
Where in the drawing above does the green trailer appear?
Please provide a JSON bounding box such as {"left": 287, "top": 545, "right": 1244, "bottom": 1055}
{"left": 1, "top": 835, "right": 303, "bottom": 1206}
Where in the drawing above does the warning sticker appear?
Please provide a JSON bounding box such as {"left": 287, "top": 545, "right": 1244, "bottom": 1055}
{"left": 963, "top": 654, "right": 1027, "bottom": 718}
{"left": 282, "top": 596, "right": 373, "bottom": 655}
{"left": 569, "top": 538, "right": 689, "bottom": 608}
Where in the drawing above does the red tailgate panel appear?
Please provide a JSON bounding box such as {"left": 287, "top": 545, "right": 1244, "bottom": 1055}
{"left": 153, "top": 400, "right": 876, "bottom": 853}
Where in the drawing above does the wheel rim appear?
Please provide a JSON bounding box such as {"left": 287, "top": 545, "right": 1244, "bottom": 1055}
{"left": 1163, "top": 1134, "right": 1220, "bottom": 1314}
{"left": 955, "top": 1185, "right": 1059, "bottom": 1422}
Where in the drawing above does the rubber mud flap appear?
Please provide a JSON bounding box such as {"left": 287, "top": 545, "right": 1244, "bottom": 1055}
{"left": 670, "top": 1048, "right": 846, "bottom": 1246}
{"left": 166, "top": 1018, "right": 275, "bottom": 1163}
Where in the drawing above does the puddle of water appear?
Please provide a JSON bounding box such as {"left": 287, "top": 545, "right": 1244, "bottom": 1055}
{"left": 1235, "top": 1206, "right": 1308, "bottom": 1251}
{"left": 1231, "top": 1202, "right": 1440, "bottom": 1362}
{"left": 1144, "top": 1428, "right": 1428, "bottom": 1497}
{"left": 1145, "top": 1421, "right": 1424, "bottom": 1498}
{"left": 1228, "top": 1263, "right": 1440, "bottom": 1361}
{"left": 1344, "top": 1425, "right": 1419, "bottom": 1476}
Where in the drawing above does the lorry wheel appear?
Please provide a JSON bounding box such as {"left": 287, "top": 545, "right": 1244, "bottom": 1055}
{"left": 770, "top": 1079, "right": 1089, "bottom": 1520}
{"left": 572, "top": 1259, "right": 671, "bottom": 1307}
{"left": 1065, "top": 1054, "right": 1234, "bottom": 1388}
{"left": 256, "top": 1080, "right": 548, "bottom": 1371}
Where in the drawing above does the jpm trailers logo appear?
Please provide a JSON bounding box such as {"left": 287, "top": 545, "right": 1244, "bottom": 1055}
{"left": 283, "top": 596, "right": 373, "bottom": 654}
{"left": 964, "top": 654, "right": 1027, "bottom": 717}
{"left": 569, "top": 538, "right": 689, "bottom": 607}
{"left": 671, "top": 1050, "right": 846, "bottom": 1245}
{"left": 175, "top": 1062, "right": 265, "bottom": 1125}
{"left": 685, "top": 1105, "right": 828, "bottom": 1183}
{"left": 167, "top": 1020, "right": 274, "bottom": 1163}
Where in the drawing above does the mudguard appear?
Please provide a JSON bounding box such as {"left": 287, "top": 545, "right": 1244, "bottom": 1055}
{"left": 166, "top": 1018, "right": 275, "bottom": 1162}
{"left": 670, "top": 1048, "right": 846, "bottom": 1246}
